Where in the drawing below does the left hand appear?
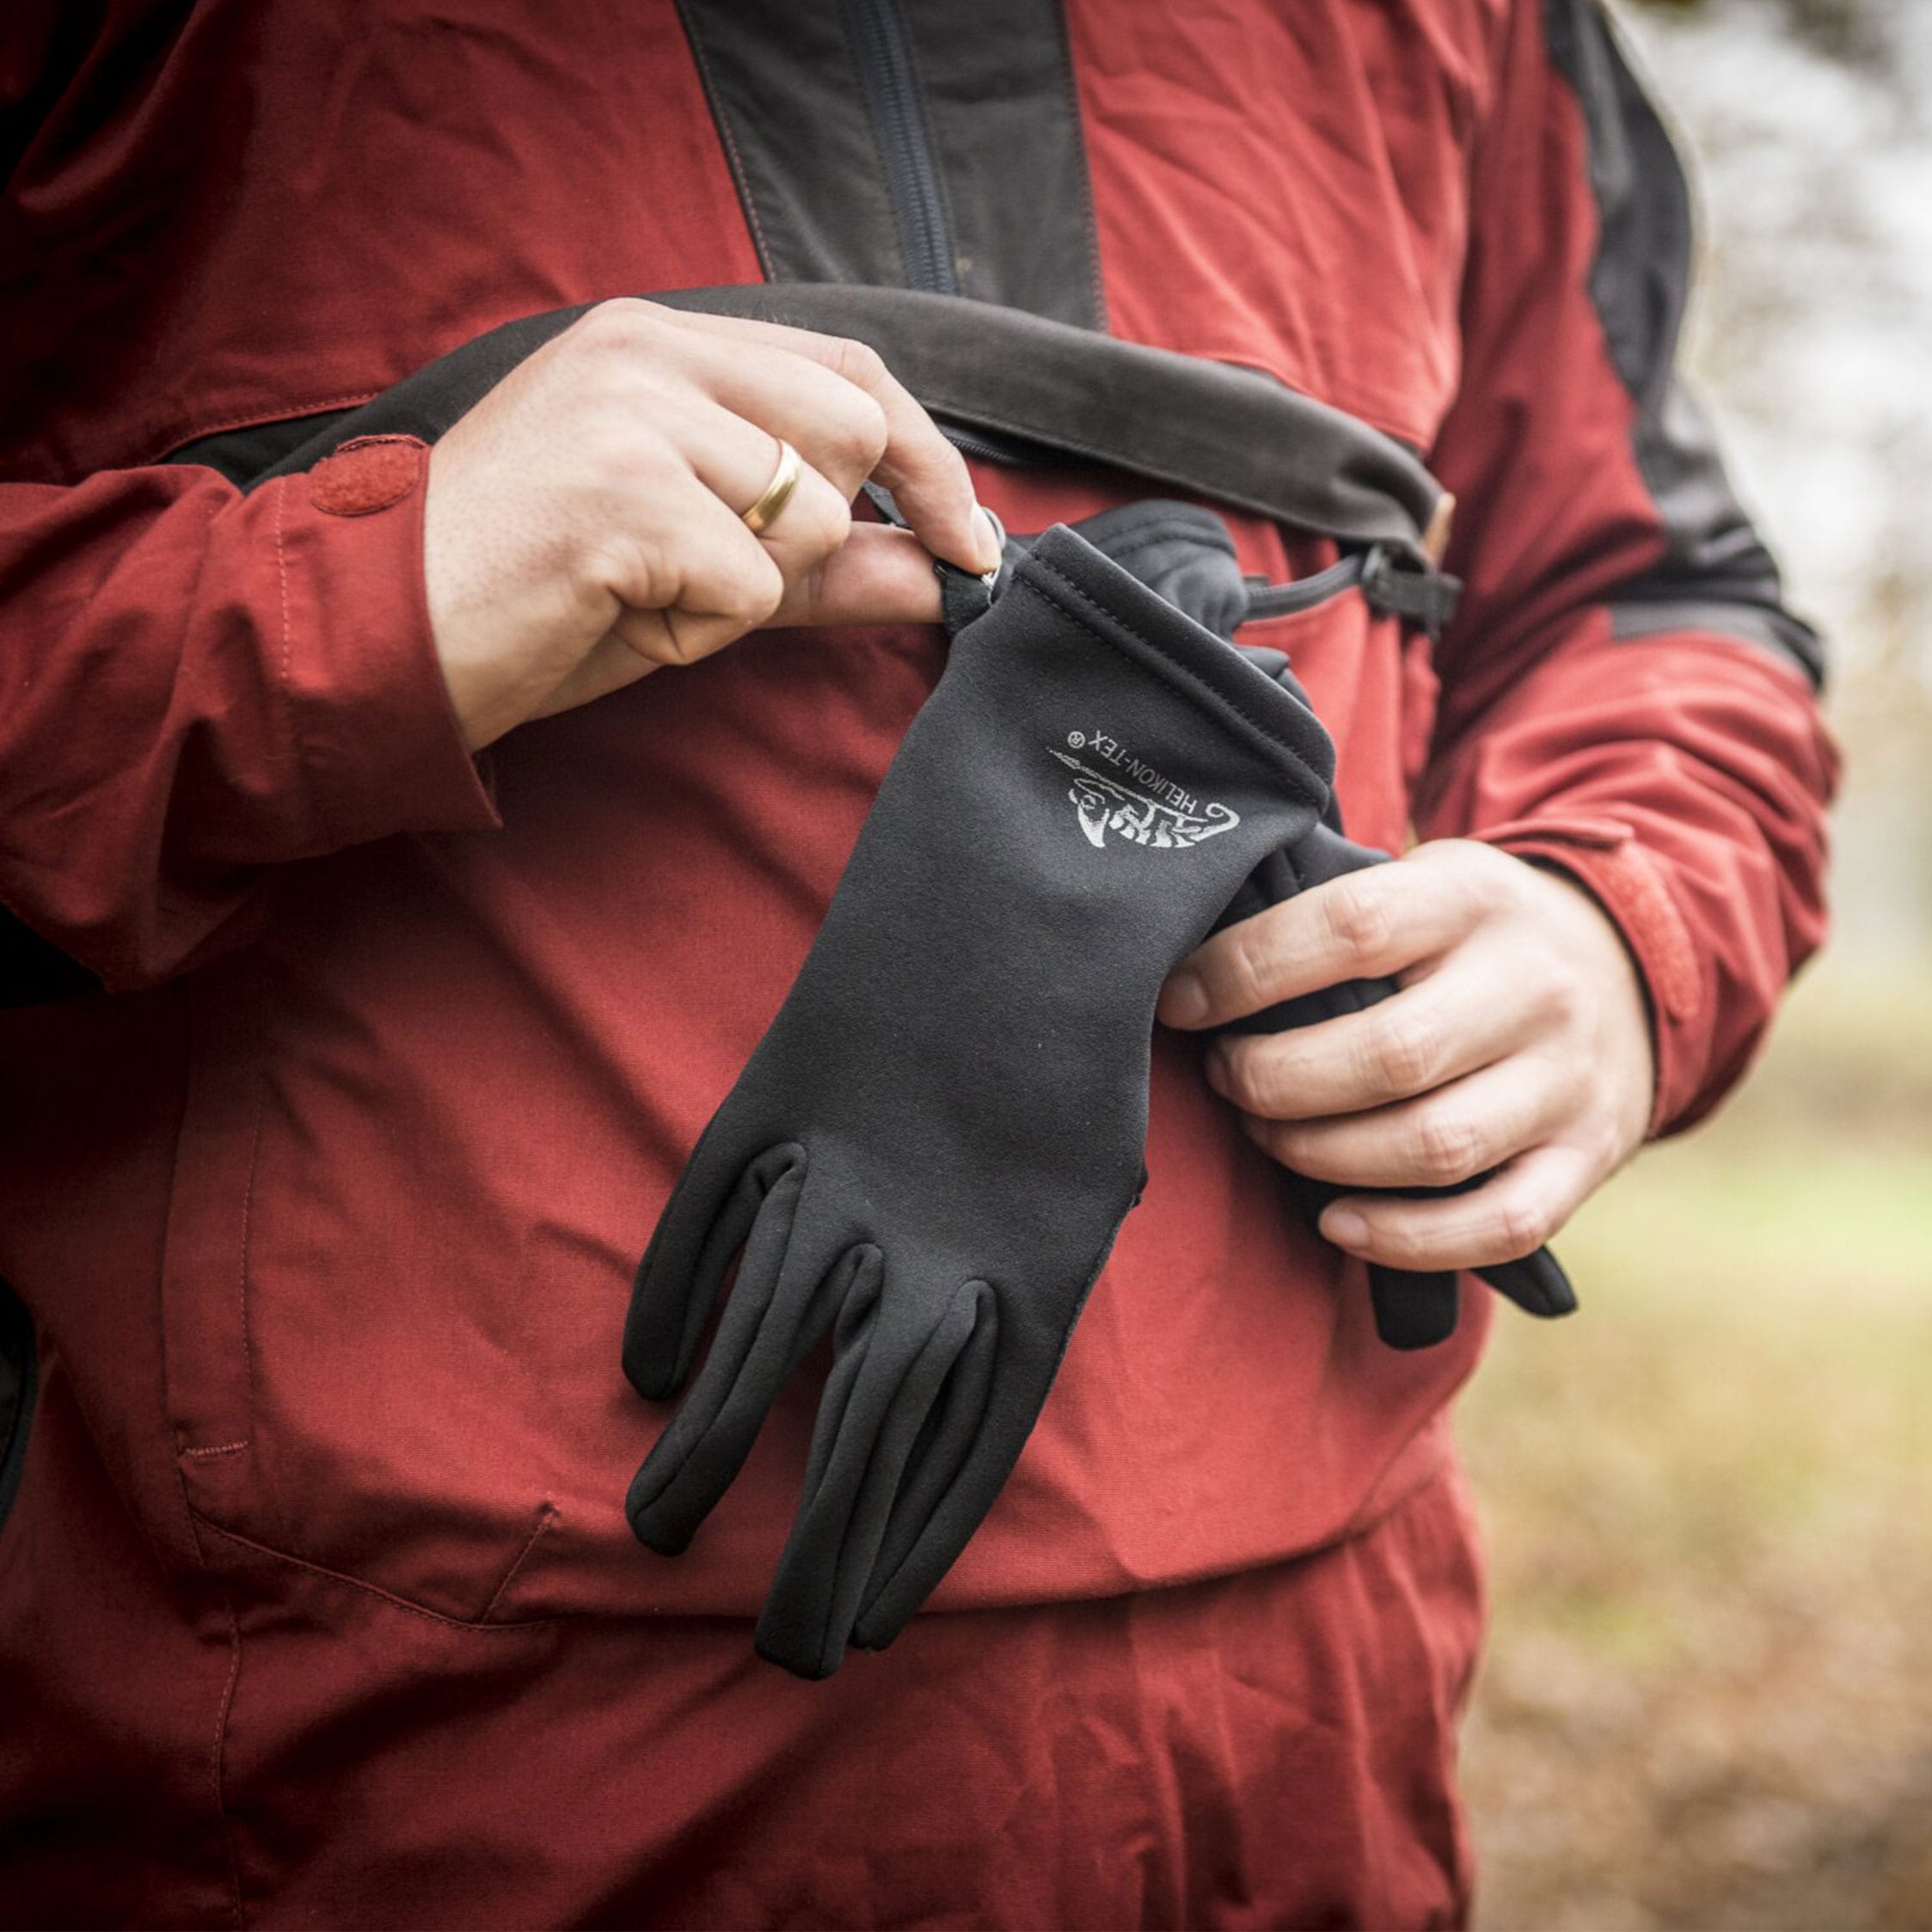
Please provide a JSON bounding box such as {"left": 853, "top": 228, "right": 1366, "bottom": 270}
{"left": 1156, "top": 839, "right": 1657, "bottom": 1272}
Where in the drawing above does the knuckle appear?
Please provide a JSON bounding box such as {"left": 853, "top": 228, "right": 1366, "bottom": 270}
{"left": 1415, "top": 1113, "right": 1482, "bottom": 1185}
{"left": 577, "top": 297, "right": 659, "bottom": 353}
{"left": 1491, "top": 1195, "right": 1552, "bottom": 1260}
{"left": 1581, "top": 1121, "right": 1625, "bottom": 1184}
{"left": 1368, "top": 1013, "right": 1440, "bottom": 1095}
{"left": 731, "top": 563, "right": 785, "bottom": 627}
{"left": 798, "top": 488, "right": 853, "bottom": 556}
{"left": 1479, "top": 837, "right": 1529, "bottom": 885}
{"left": 1218, "top": 1041, "right": 1270, "bottom": 1113}
{"left": 1226, "top": 929, "right": 1282, "bottom": 1011}
{"left": 1470, "top": 845, "right": 1525, "bottom": 915}
{"left": 1323, "top": 883, "right": 1393, "bottom": 965}
{"left": 825, "top": 334, "right": 889, "bottom": 392}
{"left": 581, "top": 528, "right": 654, "bottom": 602}
{"left": 1541, "top": 962, "right": 1589, "bottom": 1030}
{"left": 825, "top": 396, "right": 891, "bottom": 475}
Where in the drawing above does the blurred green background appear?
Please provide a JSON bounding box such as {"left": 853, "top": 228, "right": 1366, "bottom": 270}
{"left": 1458, "top": 3, "right": 1932, "bottom": 1924}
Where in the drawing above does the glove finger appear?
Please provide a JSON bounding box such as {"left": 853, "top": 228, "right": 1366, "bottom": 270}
{"left": 625, "top": 1135, "right": 801, "bottom": 1401}
{"left": 1477, "top": 1245, "right": 1578, "bottom": 1320}
{"left": 1368, "top": 1264, "right": 1461, "bottom": 1350}
{"left": 754, "top": 1275, "right": 992, "bottom": 1679}
{"left": 627, "top": 1155, "right": 851, "bottom": 1555}
{"left": 848, "top": 1371, "right": 1021, "bottom": 1657}
{"left": 850, "top": 1294, "right": 1003, "bottom": 1651}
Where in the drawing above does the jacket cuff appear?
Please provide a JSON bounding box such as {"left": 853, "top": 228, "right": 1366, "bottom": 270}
{"left": 269, "top": 438, "right": 500, "bottom": 849}
{"left": 1469, "top": 813, "right": 1702, "bottom": 1137}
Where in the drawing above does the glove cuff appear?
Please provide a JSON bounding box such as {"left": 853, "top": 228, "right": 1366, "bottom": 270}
{"left": 1014, "top": 526, "right": 1338, "bottom": 805}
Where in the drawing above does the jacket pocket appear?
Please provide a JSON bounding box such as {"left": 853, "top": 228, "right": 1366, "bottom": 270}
{"left": 159, "top": 953, "right": 580, "bottom": 1622}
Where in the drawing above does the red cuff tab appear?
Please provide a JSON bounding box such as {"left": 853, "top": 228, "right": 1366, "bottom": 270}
{"left": 1484, "top": 825, "right": 1703, "bottom": 1027}
{"left": 307, "top": 436, "right": 428, "bottom": 518}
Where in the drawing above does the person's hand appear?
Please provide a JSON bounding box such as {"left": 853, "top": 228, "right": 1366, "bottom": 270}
{"left": 1157, "top": 839, "right": 1656, "bottom": 1271}
{"left": 421, "top": 298, "right": 1000, "bottom": 749}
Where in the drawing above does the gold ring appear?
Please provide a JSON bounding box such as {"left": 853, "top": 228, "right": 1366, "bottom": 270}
{"left": 740, "top": 439, "right": 802, "bottom": 536}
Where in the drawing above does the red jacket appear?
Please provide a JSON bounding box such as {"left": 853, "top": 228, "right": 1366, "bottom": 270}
{"left": 0, "top": 1, "right": 1832, "bottom": 1924}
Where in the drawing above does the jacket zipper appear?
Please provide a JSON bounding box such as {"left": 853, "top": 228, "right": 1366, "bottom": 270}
{"left": 844, "top": 0, "right": 960, "bottom": 294}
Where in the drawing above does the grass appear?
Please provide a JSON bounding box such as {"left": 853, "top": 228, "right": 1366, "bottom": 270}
{"left": 1458, "top": 953, "right": 1932, "bottom": 1929}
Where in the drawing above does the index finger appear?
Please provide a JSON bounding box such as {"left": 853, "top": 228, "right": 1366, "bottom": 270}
{"left": 651, "top": 306, "right": 998, "bottom": 575}
{"left": 1158, "top": 861, "right": 1483, "bottom": 1029}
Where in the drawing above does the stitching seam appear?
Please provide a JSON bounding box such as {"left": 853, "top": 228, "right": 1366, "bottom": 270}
{"left": 479, "top": 1503, "right": 559, "bottom": 1622}
{"left": 674, "top": 3, "right": 776, "bottom": 273}
{"left": 1050, "top": 0, "right": 1110, "bottom": 329}
{"left": 169, "top": 1465, "right": 246, "bottom": 1926}
{"left": 1019, "top": 555, "right": 1325, "bottom": 788}
{"left": 150, "top": 393, "right": 380, "bottom": 469}
{"left": 269, "top": 480, "right": 321, "bottom": 850}
{"left": 193, "top": 1512, "right": 569, "bottom": 1634}
{"left": 211, "top": 1599, "right": 246, "bottom": 1926}
{"left": 234, "top": 1082, "right": 263, "bottom": 1449}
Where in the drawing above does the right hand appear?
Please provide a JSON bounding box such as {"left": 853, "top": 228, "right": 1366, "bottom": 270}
{"left": 421, "top": 298, "right": 1000, "bottom": 749}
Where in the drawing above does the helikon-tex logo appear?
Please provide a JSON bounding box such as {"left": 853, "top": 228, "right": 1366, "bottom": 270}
{"left": 1052, "top": 731, "right": 1241, "bottom": 850}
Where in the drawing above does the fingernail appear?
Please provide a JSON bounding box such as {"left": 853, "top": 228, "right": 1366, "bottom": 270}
{"left": 1322, "top": 1207, "right": 1369, "bottom": 1250}
{"left": 1162, "top": 972, "right": 1210, "bottom": 1028}
{"left": 972, "top": 506, "right": 1003, "bottom": 575}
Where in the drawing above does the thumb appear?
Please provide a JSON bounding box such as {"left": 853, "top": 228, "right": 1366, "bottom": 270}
{"left": 771, "top": 523, "right": 945, "bottom": 629}
{"left": 524, "top": 523, "right": 953, "bottom": 728}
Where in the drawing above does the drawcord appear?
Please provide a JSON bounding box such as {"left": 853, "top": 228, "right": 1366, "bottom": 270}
{"left": 1244, "top": 546, "right": 1461, "bottom": 635}
{"left": 863, "top": 480, "right": 1460, "bottom": 641}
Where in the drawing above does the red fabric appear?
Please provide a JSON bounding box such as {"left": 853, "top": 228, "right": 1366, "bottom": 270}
{"left": 0, "top": 2, "right": 759, "bottom": 480}
{"left": 0, "top": 1, "right": 1831, "bottom": 1923}
{"left": 1408, "top": 0, "right": 1837, "bottom": 1130}
{"left": 0, "top": 1342, "right": 1484, "bottom": 1929}
{"left": 0, "top": 457, "right": 496, "bottom": 988}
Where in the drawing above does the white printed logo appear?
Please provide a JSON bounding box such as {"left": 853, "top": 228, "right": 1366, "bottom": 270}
{"left": 1052, "top": 731, "right": 1240, "bottom": 850}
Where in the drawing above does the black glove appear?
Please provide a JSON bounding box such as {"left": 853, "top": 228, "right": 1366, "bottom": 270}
{"left": 623, "top": 526, "right": 1334, "bottom": 1677}
{"left": 998, "top": 501, "right": 1575, "bottom": 1351}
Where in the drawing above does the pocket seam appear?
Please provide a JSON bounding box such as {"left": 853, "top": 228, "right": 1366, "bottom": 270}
{"left": 476, "top": 1502, "right": 561, "bottom": 1622}
{"left": 161, "top": 978, "right": 267, "bottom": 1464}
{"left": 191, "top": 1507, "right": 572, "bottom": 1635}
{"left": 230, "top": 1077, "right": 265, "bottom": 1455}
{"left": 0, "top": 1279, "right": 37, "bottom": 1542}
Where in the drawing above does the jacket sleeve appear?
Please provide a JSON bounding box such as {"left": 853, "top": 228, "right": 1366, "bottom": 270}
{"left": 1414, "top": 0, "right": 1837, "bottom": 1135}
{"left": 0, "top": 448, "right": 500, "bottom": 995}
